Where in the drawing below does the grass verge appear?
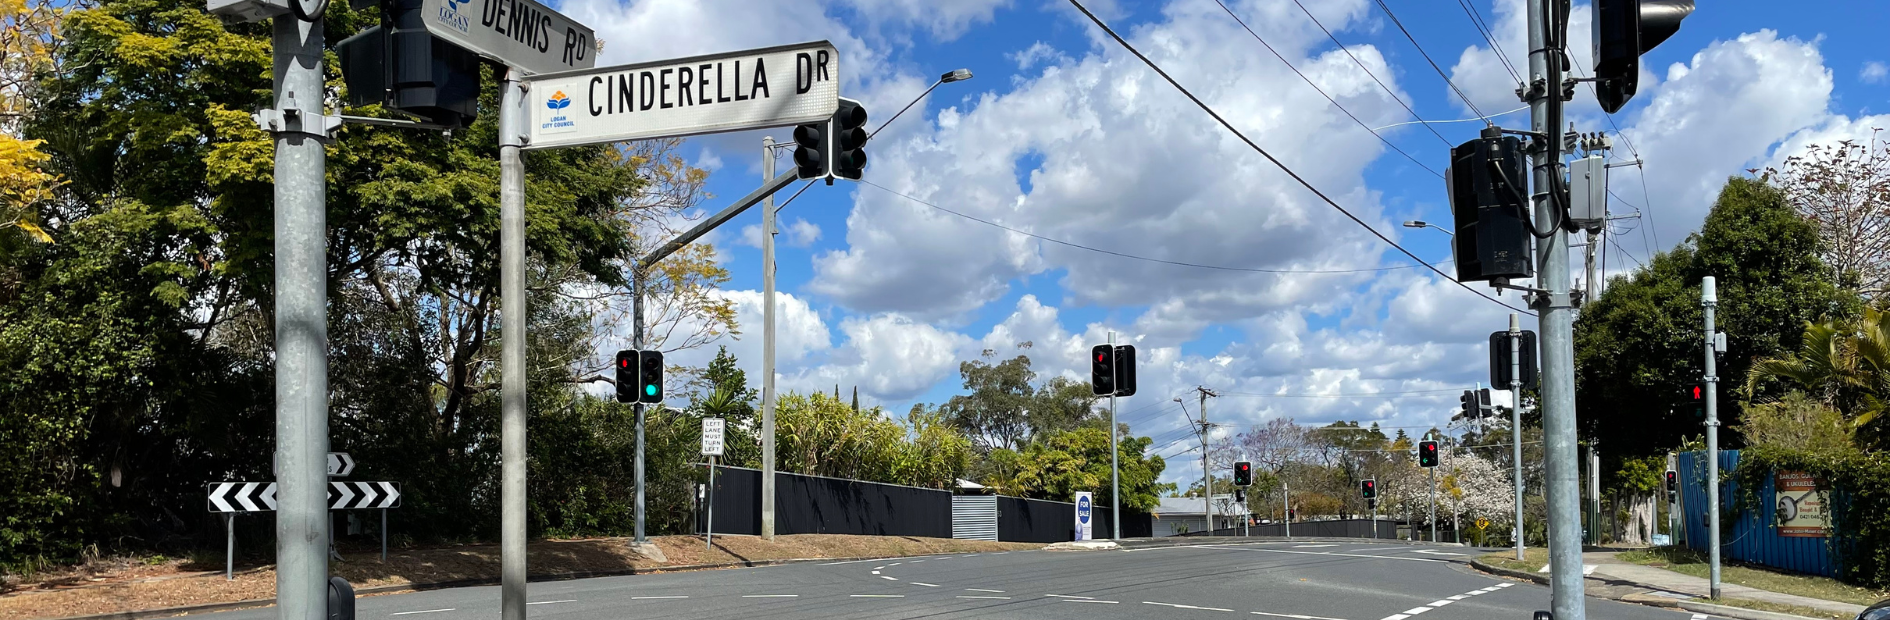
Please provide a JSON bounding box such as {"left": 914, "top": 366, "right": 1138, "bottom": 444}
{"left": 1477, "top": 548, "right": 1549, "bottom": 574}
{"left": 1619, "top": 546, "right": 1887, "bottom": 607}
{"left": 1708, "top": 597, "right": 1854, "bottom": 620}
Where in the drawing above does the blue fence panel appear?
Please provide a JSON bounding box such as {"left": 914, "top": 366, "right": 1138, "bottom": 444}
{"left": 1677, "top": 450, "right": 1836, "bottom": 577}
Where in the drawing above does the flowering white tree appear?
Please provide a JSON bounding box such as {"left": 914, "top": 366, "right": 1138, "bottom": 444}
{"left": 1441, "top": 449, "right": 1516, "bottom": 530}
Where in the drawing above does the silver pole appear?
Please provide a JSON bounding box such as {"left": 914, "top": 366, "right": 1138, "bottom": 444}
{"left": 1510, "top": 313, "right": 1525, "bottom": 560}
{"left": 760, "top": 137, "right": 777, "bottom": 541}
{"left": 271, "top": 9, "right": 328, "bottom": 620}
{"left": 380, "top": 509, "right": 387, "bottom": 562}
{"left": 1585, "top": 231, "right": 1599, "bottom": 304}
{"left": 1199, "top": 388, "right": 1212, "bottom": 535}
{"left": 633, "top": 270, "right": 646, "bottom": 544}
{"left": 227, "top": 514, "right": 235, "bottom": 580}
{"left": 1703, "top": 276, "right": 1721, "bottom": 598}
{"left": 1282, "top": 482, "right": 1290, "bottom": 538}
{"left": 498, "top": 68, "right": 528, "bottom": 620}
{"left": 1109, "top": 331, "right": 1120, "bottom": 540}
{"left": 706, "top": 456, "right": 715, "bottom": 550}
{"left": 1430, "top": 457, "right": 1437, "bottom": 542}
{"left": 1528, "top": 0, "right": 1584, "bottom": 612}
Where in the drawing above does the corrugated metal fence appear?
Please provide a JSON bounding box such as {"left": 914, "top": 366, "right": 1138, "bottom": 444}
{"left": 952, "top": 496, "right": 998, "bottom": 540}
{"left": 1677, "top": 449, "right": 1837, "bottom": 577}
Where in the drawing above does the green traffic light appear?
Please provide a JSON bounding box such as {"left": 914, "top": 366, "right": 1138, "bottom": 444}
{"left": 645, "top": 385, "right": 657, "bottom": 396}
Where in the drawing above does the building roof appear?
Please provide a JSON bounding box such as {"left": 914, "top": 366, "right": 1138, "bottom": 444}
{"left": 1151, "top": 495, "right": 1248, "bottom": 517}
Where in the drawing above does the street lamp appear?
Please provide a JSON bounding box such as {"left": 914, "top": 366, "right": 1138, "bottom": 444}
{"left": 1403, "top": 220, "right": 1453, "bottom": 237}
{"left": 866, "top": 68, "right": 973, "bottom": 141}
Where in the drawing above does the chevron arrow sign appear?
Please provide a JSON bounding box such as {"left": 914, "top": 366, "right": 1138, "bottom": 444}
{"left": 326, "top": 452, "right": 355, "bottom": 476}
{"left": 207, "top": 481, "right": 400, "bottom": 512}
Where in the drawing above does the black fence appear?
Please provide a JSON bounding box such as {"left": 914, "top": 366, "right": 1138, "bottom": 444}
{"left": 694, "top": 465, "right": 1148, "bottom": 542}
{"left": 996, "top": 496, "right": 1153, "bottom": 542}
{"left": 1180, "top": 518, "right": 1397, "bottom": 538}
{"left": 695, "top": 465, "right": 951, "bottom": 538}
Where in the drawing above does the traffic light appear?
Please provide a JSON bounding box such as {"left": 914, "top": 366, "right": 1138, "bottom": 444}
{"left": 1665, "top": 470, "right": 1678, "bottom": 501}
{"left": 1446, "top": 130, "right": 1534, "bottom": 283}
{"left": 1477, "top": 388, "right": 1492, "bottom": 413}
{"left": 1090, "top": 344, "right": 1115, "bottom": 396}
{"left": 1460, "top": 390, "right": 1478, "bottom": 419}
{"left": 1234, "top": 489, "right": 1246, "bottom": 503}
{"left": 1490, "top": 330, "right": 1540, "bottom": 388}
{"left": 638, "top": 350, "right": 664, "bottom": 403}
{"left": 1361, "top": 480, "right": 1376, "bottom": 499}
{"left": 830, "top": 97, "right": 868, "bottom": 182}
{"left": 792, "top": 120, "right": 828, "bottom": 179}
{"left": 614, "top": 350, "right": 637, "bottom": 403}
{"left": 1233, "top": 461, "right": 1252, "bottom": 487}
{"left": 1684, "top": 382, "right": 1706, "bottom": 420}
{"left": 1419, "top": 441, "right": 1439, "bottom": 468}
{"left": 1113, "top": 345, "right": 1137, "bottom": 397}
{"left": 1593, "top": 0, "right": 1695, "bottom": 113}
{"left": 336, "top": 0, "right": 485, "bottom": 128}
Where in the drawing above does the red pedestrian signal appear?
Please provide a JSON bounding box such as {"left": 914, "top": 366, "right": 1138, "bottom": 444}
{"left": 1419, "top": 441, "right": 1439, "bottom": 468}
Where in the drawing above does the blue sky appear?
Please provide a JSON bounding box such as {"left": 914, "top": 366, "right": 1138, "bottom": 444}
{"left": 560, "top": 0, "right": 1890, "bottom": 484}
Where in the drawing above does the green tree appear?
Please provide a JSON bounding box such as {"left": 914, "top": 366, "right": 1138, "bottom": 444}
{"left": 980, "top": 426, "right": 1171, "bottom": 511}
{"left": 1575, "top": 177, "right": 1855, "bottom": 473}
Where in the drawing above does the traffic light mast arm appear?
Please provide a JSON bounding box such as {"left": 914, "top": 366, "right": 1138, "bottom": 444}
{"left": 639, "top": 170, "right": 798, "bottom": 270}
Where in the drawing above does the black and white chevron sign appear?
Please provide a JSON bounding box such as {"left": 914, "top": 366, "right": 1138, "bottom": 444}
{"left": 206, "top": 481, "right": 401, "bottom": 512}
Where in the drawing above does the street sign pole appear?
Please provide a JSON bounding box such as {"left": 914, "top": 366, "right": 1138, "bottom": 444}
{"left": 227, "top": 513, "right": 235, "bottom": 580}
{"left": 1430, "top": 463, "right": 1437, "bottom": 542}
{"left": 1510, "top": 313, "right": 1525, "bottom": 561}
{"left": 701, "top": 418, "right": 725, "bottom": 550}
{"left": 498, "top": 67, "right": 529, "bottom": 620}
{"left": 761, "top": 136, "right": 777, "bottom": 542}
{"left": 270, "top": 6, "right": 331, "bottom": 620}
{"left": 706, "top": 455, "right": 716, "bottom": 551}
{"left": 1108, "top": 331, "right": 1119, "bottom": 540}
{"left": 1703, "top": 277, "right": 1722, "bottom": 598}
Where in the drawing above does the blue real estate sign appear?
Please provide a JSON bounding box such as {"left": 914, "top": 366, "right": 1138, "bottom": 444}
{"left": 1074, "top": 492, "right": 1093, "bottom": 541}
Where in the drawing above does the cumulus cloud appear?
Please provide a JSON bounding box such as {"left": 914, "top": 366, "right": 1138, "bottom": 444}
{"left": 1862, "top": 61, "right": 1889, "bottom": 84}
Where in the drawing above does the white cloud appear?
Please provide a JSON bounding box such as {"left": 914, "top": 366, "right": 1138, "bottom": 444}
{"left": 839, "top": 0, "right": 1010, "bottom": 41}
{"left": 1862, "top": 61, "right": 1889, "bottom": 85}
{"left": 784, "top": 217, "right": 822, "bottom": 247}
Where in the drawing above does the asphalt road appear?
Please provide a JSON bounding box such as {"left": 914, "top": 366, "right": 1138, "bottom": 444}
{"left": 196, "top": 540, "right": 1714, "bottom": 620}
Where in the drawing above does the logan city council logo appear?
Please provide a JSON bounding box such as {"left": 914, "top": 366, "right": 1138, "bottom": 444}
{"left": 540, "top": 90, "right": 575, "bottom": 134}
{"left": 432, "top": 0, "right": 470, "bottom": 33}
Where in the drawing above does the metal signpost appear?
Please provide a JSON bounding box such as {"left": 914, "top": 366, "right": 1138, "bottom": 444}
{"left": 1509, "top": 313, "right": 1525, "bottom": 561}
{"left": 417, "top": 0, "right": 595, "bottom": 75}
{"left": 701, "top": 418, "right": 725, "bottom": 550}
{"left": 521, "top": 41, "right": 840, "bottom": 150}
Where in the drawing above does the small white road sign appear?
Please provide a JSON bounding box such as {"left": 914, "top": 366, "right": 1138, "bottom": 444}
{"left": 422, "top": 0, "right": 595, "bottom": 75}
{"left": 701, "top": 418, "right": 725, "bottom": 457}
{"left": 327, "top": 452, "right": 355, "bottom": 477}
{"left": 522, "top": 41, "right": 840, "bottom": 150}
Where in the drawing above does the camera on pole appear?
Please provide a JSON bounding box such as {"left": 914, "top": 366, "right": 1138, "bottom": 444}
{"left": 1593, "top": 0, "right": 1696, "bottom": 113}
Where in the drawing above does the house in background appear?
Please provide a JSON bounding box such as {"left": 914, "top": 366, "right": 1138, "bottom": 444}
{"left": 1151, "top": 495, "right": 1249, "bottom": 537}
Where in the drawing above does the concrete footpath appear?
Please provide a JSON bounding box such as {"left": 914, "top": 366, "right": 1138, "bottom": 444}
{"left": 1583, "top": 551, "right": 1866, "bottom": 618}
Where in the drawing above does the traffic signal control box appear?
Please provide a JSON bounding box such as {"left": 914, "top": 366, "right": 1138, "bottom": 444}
{"left": 1447, "top": 134, "right": 1534, "bottom": 283}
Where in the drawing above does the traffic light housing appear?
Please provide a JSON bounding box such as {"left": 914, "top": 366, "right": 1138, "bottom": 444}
{"left": 1090, "top": 344, "right": 1115, "bottom": 396}
{"left": 614, "top": 350, "right": 637, "bottom": 403}
{"left": 1234, "top": 461, "right": 1252, "bottom": 487}
{"left": 1113, "top": 345, "right": 1137, "bottom": 397}
{"left": 1361, "top": 479, "right": 1376, "bottom": 499}
{"left": 792, "top": 120, "right": 828, "bottom": 179}
{"left": 831, "top": 97, "right": 868, "bottom": 182}
{"left": 1665, "top": 470, "right": 1678, "bottom": 501}
{"left": 1460, "top": 390, "right": 1478, "bottom": 419}
{"left": 1593, "top": 0, "right": 1695, "bottom": 113}
{"left": 638, "top": 350, "right": 665, "bottom": 403}
{"left": 336, "top": 0, "right": 484, "bottom": 128}
{"left": 1447, "top": 132, "right": 1534, "bottom": 283}
{"left": 1419, "top": 441, "right": 1439, "bottom": 468}
{"left": 1490, "top": 330, "right": 1540, "bottom": 388}
{"left": 1684, "top": 383, "right": 1706, "bottom": 420}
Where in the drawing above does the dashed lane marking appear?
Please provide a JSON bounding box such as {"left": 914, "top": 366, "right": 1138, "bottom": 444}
{"left": 630, "top": 596, "right": 688, "bottom": 600}
{"left": 742, "top": 595, "right": 799, "bottom": 598}
{"left": 1045, "top": 594, "right": 1095, "bottom": 599}
{"left": 1691, "top": 615, "right": 1709, "bottom": 620}
{"left": 850, "top": 595, "right": 905, "bottom": 598}
{"left": 965, "top": 588, "right": 1005, "bottom": 593}
{"left": 1251, "top": 612, "right": 1347, "bottom": 620}
{"left": 1377, "top": 583, "right": 1512, "bottom": 620}
{"left": 871, "top": 571, "right": 881, "bottom": 575}
{"left": 880, "top": 576, "right": 899, "bottom": 581}
{"left": 1202, "top": 546, "right": 1448, "bottom": 563}
{"left": 1413, "top": 550, "right": 1464, "bottom": 556}
{"left": 1293, "top": 544, "right": 1339, "bottom": 548}
{"left": 525, "top": 600, "right": 575, "bottom": 606}
{"left": 389, "top": 610, "right": 454, "bottom": 616}
{"left": 1064, "top": 600, "right": 1120, "bottom": 604}
{"left": 1146, "top": 601, "right": 1236, "bottom": 612}
{"left": 911, "top": 582, "right": 940, "bottom": 587}
{"left": 958, "top": 596, "right": 1012, "bottom": 600}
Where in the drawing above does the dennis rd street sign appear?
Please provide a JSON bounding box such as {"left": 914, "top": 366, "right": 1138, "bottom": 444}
{"left": 423, "top": 0, "right": 595, "bottom": 75}
{"left": 523, "top": 41, "right": 840, "bottom": 150}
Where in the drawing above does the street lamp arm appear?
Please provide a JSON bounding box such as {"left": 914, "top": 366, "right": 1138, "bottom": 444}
{"left": 865, "top": 78, "right": 942, "bottom": 143}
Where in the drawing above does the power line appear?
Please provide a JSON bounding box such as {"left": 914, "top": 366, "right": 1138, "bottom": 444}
{"left": 1062, "top": 0, "right": 1534, "bottom": 316}
{"left": 1219, "top": 388, "right": 1466, "bottom": 399}
{"left": 859, "top": 180, "right": 1426, "bottom": 275}
{"left": 1607, "top": 232, "right": 1646, "bottom": 269}
{"left": 1370, "top": 0, "right": 1492, "bottom": 123}
{"left": 1372, "top": 105, "right": 1528, "bottom": 132}
{"left": 1567, "top": 53, "right": 1661, "bottom": 252}
{"left": 1208, "top": 0, "right": 1444, "bottom": 176}
{"left": 1457, "top": 0, "right": 1521, "bottom": 83}
{"left": 1286, "top": 0, "right": 1453, "bottom": 148}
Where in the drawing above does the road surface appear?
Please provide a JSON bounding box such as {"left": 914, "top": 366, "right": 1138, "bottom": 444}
{"left": 198, "top": 540, "right": 1712, "bottom": 620}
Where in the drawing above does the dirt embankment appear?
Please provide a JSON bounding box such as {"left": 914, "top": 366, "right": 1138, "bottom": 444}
{"left": 1, "top": 535, "right": 1037, "bottom": 620}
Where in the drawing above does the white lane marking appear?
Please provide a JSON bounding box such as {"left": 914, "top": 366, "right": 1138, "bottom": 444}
{"left": 874, "top": 566, "right": 886, "bottom": 570}
{"left": 958, "top": 596, "right": 1012, "bottom": 600}
{"left": 1378, "top": 583, "right": 1511, "bottom": 620}
{"left": 1146, "top": 601, "right": 1236, "bottom": 612}
{"left": 1427, "top": 600, "right": 1454, "bottom": 607}
{"left": 871, "top": 571, "right": 881, "bottom": 575}
{"left": 850, "top": 594, "right": 904, "bottom": 598}
{"left": 1065, "top": 600, "right": 1119, "bottom": 604}
{"left": 630, "top": 596, "right": 688, "bottom": 600}
{"left": 1445, "top": 595, "right": 1467, "bottom": 601}
{"left": 1200, "top": 545, "right": 1447, "bottom": 563}
{"left": 526, "top": 600, "right": 575, "bottom": 606}
{"left": 742, "top": 595, "right": 799, "bottom": 598}
{"left": 966, "top": 588, "right": 1006, "bottom": 593}
{"left": 1691, "top": 615, "right": 1708, "bottom": 620}
{"left": 1401, "top": 607, "right": 1432, "bottom": 615}
{"left": 1495, "top": 583, "right": 1514, "bottom": 588}
{"left": 1252, "top": 612, "right": 1348, "bottom": 620}
{"left": 880, "top": 576, "right": 899, "bottom": 581}
{"left": 1413, "top": 550, "right": 1464, "bottom": 556}
{"left": 1293, "top": 544, "right": 1339, "bottom": 548}
{"left": 888, "top": 562, "right": 903, "bottom": 566}
{"left": 911, "top": 582, "right": 940, "bottom": 587}
{"left": 389, "top": 610, "right": 454, "bottom": 616}
{"left": 912, "top": 560, "right": 925, "bottom": 563}
{"left": 1536, "top": 564, "right": 1598, "bottom": 575}
{"left": 1381, "top": 615, "right": 1409, "bottom": 620}
{"left": 1046, "top": 594, "right": 1095, "bottom": 599}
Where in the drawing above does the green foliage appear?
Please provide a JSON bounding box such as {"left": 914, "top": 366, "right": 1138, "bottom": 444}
{"left": 1738, "top": 391, "right": 1863, "bottom": 456}
{"left": 941, "top": 347, "right": 1099, "bottom": 452}
{"left": 1576, "top": 177, "right": 1856, "bottom": 474}
{"left": 774, "top": 391, "right": 971, "bottom": 489}
{"left": 1730, "top": 447, "right": 1890, "bottom": 588}
{"left": 979, "top": 427, "right": 1171, "bottom": 511}
{"left": 1747, "top": 308, "right": 1890, "bottom": 450}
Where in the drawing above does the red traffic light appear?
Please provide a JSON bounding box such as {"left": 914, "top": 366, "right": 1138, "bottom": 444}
{"left": 1690, "top": 385, "right": 1702, "bottom": 400}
